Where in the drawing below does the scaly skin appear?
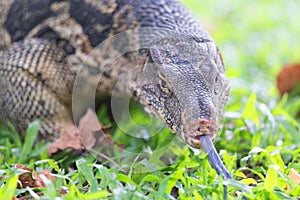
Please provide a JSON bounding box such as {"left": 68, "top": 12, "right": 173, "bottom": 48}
{"left": 0, "top": 0, "right": 231, "bottom": 198}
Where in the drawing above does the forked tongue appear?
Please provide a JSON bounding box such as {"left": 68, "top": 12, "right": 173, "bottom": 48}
{"left": 200, "top": 135, "right": 232, "bottom": 200}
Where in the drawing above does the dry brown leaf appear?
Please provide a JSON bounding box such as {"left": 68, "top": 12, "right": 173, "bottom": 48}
{"left": 47, "top": 123, "right": 84, "bottom": 156}
{"left": 15, "top": 164, "right": 55, "bottom": 189}
{"left": 12, "top": 165, "right": 64, "bottom": 199}
{"left": 16, "top": 164, "right": 35, "bottom": 189}
{"left": 286, "top": 168, "right": 300, "bottom": 191}
{"left": 78, "top": 109, "right": 115, "bottom": 150}
{"left": 277, "top": 63, "right": 300, "bottom": 96}
{"left": 60, "top": 188, "right": 68, "bottom": 195}
{"left": 47, "top": 109, "right": 114, "bottom": 156}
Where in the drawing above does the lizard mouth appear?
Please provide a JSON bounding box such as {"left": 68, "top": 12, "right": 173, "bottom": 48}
{"left": 182, "top": 119, "right": 218, "bottom": 148}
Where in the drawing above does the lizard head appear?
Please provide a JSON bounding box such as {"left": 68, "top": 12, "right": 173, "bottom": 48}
{"left": 136, "top": 38, "right": 230, "bottom": 148}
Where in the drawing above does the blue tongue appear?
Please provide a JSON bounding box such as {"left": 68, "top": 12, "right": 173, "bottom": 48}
{"left": 200, "top": 135, "right": 232, "bottom": 200}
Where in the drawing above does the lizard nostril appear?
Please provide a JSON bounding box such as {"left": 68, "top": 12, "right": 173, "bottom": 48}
{"left": 186, "top": 119, "right": 218, "bottom": 140}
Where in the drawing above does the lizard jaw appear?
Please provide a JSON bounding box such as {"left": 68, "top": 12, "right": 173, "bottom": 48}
{"left": 182, "top": 119, "right": 218, "bottom": 148}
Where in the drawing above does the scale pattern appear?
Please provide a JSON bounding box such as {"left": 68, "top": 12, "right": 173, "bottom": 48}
{"left": 0, "top": 0, "right": 229, "bottom": 146}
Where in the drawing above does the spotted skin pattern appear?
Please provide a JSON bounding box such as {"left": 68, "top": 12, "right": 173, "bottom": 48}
{"left": 0, "top": 0, "right": 229, "bottom": 144}
{"left": 0, "top": 1, "right": 231, "bottom": 198}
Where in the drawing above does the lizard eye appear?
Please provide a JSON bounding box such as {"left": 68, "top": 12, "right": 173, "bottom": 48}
{"left": 159, "top": 79, "right": 171, "bottom": 95}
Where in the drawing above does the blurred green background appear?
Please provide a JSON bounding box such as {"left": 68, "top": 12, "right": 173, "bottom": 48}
{"left": 181, "top": 0, "right": 300, "bottom": 107}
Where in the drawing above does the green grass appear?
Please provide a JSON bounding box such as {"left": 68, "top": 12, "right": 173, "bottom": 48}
{"left": 1, "top": 0, "right": 300, "bottom": 199}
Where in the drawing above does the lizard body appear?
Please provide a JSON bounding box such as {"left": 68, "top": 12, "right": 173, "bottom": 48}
{"left": 0, "top": 0, "right": 231, "bottom": 197}
{"left": 0, "top": 0, "right": 229, "bottom": 145}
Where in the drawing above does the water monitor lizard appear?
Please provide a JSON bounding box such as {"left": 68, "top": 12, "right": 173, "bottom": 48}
{"left": 0, "top": 0, "right": 231, "bottom": 198}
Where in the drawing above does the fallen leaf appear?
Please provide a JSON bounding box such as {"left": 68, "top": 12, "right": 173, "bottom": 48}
{"left": 15, "top": 164, "right": 55, "bottom": 189}
{"left": 16, "top": 164, "right": 36, "bottom": 189}
{"left": 286, "top": 168, "right": 300, "bottom": 191}
{"left": 47, "top": 109, "right": 114, "bottom": 156}
{"left": 78, "top": 109, "right": 115, "bottom": 150}
{"left": 47, "top": 123, "right": 84, "bottom": 156}
{"left": 60, "top": 188, "right": 68, "bottom": 195}
{"left": 277, "top": 63, "right": 300, "bottom": 96}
